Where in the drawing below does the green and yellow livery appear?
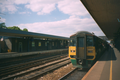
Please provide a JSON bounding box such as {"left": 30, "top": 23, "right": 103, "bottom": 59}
{"left": 69, "top": 31, "right": 107, "bottom": 68}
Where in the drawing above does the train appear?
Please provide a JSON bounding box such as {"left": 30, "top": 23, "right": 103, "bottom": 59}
{"left": 69, "top": 31, "right": 108, "bottom": 68}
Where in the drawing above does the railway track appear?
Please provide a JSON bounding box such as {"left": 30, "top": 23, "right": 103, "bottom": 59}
{"left": 0, "top": 52, "right": 67, "bottom": 67}
{"left": 59, "top": 68, "right": 77, "bottom": 80}
{"left": 0, "top": 57, "right": 70, "bottom": 80}
{"left": 0, "top": 54, "right": 41, "bottom": 67}
{"left": 59, "top": 68, "right": 89, "bottom": 80}
{"left": 0, "top": 54, "right": 67, "bottom": 79}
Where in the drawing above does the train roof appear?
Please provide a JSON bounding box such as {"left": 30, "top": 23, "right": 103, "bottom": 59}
{"left": 76, "top": 31, "right": 93, "bottom": 35}
{"left": 0, "top": 28, "right": 69, "bottom": 40}
{"left": 70, "top": 31, "right": 95, "bottom": 38}
{"left": 70, "top": 31, "right": 107, "bottom": 41}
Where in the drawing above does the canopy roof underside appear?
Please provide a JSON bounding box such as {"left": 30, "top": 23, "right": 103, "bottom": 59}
{"left": 81, "top": 0, "right": 120, "bottom": 39}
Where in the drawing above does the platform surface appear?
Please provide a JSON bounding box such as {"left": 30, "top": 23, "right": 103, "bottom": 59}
{"left": 82, "top": 47, "right": 120, "bottom": 80}
{"left": 0, "top": 49, "right": 67, "bottom": 59}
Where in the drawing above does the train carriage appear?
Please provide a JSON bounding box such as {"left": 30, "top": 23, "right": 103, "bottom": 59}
{"left": 69, "top": 31, "right": 107, "bottom": 68}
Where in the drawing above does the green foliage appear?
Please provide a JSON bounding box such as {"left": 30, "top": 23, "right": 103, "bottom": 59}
{"left": 23, "top": 28, "right": 28, "bottom": 32}
{"left": 0, "top": 23, "right": 28, "bottom": 32}
{"left": 7, "top": 26, "right": 22, "bottom": 31}
{"left": 0, "top": 23, "right": 7, "bottom": 29}
{"left": 7, "top": 26, "right": 28, "bottom": 32}
{"left": 1, "top": 26, "right": 7, "bottom": 29}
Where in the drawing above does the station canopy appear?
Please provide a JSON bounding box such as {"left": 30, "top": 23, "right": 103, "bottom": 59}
{"left": 0, "top": 28, "right": 69, "bottom": 40}
{"left": 80, "top": 0, "right": 120, "bottom": 39}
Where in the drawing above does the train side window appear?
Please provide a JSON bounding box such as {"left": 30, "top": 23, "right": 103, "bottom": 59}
{"left": 87, "top": 36, "right": 94, "bottom": 46}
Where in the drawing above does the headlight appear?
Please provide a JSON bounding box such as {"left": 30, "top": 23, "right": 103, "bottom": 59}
{"left": 78, "top": 59, "right": 82, "bottom": 65}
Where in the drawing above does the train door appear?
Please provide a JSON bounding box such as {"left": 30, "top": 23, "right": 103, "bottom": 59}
{"left": 77, "top": 37, "right": 86, "bottom": 59}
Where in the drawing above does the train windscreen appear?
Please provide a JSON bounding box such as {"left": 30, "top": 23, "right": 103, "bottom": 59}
{"left": 78, "top": 37, "right": 84, "bottom": 47}
{"left": 69, "top": 38, "right": 76, "bottom": 46}
{"left": 86, "top": 36, "right": 94, "bottom": 46}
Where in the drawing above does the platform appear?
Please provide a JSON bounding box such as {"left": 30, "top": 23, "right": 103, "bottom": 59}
{"left": 0, "top": 49, "right": 67, "bottom": 59}
{"left": 82, "top": 46, "right": 120, "bottom": 80}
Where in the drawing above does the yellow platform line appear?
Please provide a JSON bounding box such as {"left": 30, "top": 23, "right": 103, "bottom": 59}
{"left": 109, "top": 49, "right": 112, "bottom": 80}
{"left": 81, "top": 61, "right": 99, "bottom": 80}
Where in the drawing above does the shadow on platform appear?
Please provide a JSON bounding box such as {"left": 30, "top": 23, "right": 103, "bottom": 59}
{"left": 114, "top": 39, "right": 120, "bottom": 52}
{"left": 115, "top": 45, "right": 120, "bottom": 52}
{"left": 78, "top": 68, "right": 90, "bottom": 72}
{"left": 98, "top": 47, "right": 117, "bottom": 61}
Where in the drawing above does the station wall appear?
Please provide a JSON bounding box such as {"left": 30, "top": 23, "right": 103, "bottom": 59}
{"left": 0, "top": 37, "right": 68, "bottom": 53}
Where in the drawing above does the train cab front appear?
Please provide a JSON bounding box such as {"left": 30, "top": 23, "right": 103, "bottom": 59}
{"left": 69, "top": 34, "right": 96, "bottom": 68}
{"left": 69, "top": 37, "right": 78, "bottom": 67}
{"left": 69, "top": 46, "right": 86, "bottom": 68}
{"left": 69, "top": 35, "right": 86, "bottom": 68}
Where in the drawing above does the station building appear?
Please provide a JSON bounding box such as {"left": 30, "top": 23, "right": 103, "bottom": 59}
{"left": 0, "top": 28, "right": 69, "bottom": 53}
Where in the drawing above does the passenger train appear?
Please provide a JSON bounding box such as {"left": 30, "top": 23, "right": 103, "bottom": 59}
{"left": 69, "top": 31, "right": 108, "bottom": 68}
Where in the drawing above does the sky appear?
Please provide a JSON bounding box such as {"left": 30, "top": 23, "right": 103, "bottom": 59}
{"left": 0, "top": 0, "right": 105, "bottom": 37}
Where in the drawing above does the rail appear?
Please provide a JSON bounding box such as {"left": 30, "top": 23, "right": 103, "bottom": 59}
{"left": 1, "top": 57, "right": 70, "bottom": 80}
{"left": 0, "top": 54, "right": 68, "bottom": 79}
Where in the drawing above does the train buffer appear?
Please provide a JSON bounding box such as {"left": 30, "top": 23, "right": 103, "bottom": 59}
{"left": 82, "top": 46, "right": 120, "bottom": 80}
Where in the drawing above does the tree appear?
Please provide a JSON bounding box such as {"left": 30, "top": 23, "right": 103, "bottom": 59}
{"left": 23, "top": 28, "right": 28, "bottom": 32}
{"left": 0, "top": 23, "right": 29, "bottom": 32}
{"left": 7, "top": 26, "right": 29, "bottom": 32}
{"left": 7, "top": 26, "right": 22, "bottom": 31}
{"left": 0, "top": 23, "right": 7, "bottom": 29}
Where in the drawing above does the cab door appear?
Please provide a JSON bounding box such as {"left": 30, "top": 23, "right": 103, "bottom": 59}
{"left": 77, "top": 37, "right": 86, "bottom": 59}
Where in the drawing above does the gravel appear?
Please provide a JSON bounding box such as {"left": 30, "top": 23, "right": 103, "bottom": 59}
{"left": 37, "top": 63, "right": 75, "bottom": 80}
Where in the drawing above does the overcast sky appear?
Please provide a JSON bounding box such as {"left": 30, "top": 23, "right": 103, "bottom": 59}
{"left": 0, "top": 0, "right": 105, "bottom": 37}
